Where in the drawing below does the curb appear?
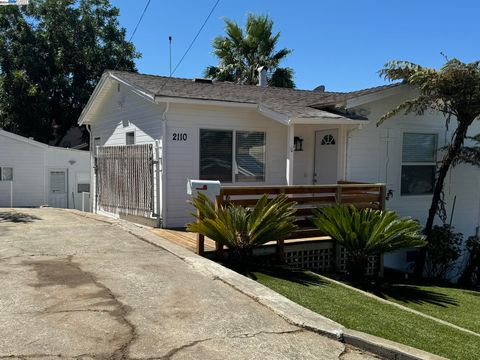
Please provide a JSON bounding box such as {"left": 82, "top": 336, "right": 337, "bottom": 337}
{"left": 70, "top": 210, "right": 447, "bottom": 360}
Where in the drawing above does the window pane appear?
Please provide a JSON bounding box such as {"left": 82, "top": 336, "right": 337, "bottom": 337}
{"left": 401, "top": 165, "right": 435, "bottom": 195}
{"left": 77, "top": 183, "right": 90, "bottom": 193}
{"left": 402, "top": 133, "right": 437, "bottom": 162}
{"left": 126, "top": 132, "right": 135, "bottom": 145}
{"left": 1, "top": 167, "right": 13, "bottom": 181}
{"left": 235, "top": 131, "right": 265, "bottom": 182}
{"left": 200, "top": 129, "right": 233, "bottom": 182}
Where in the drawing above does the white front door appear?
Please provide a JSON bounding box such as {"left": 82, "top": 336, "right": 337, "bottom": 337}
{"left": 49, "top": 170, "right": 68, "bottom": 208}
{"left": 314, "top": 129, "right": 339, "bottom": 184}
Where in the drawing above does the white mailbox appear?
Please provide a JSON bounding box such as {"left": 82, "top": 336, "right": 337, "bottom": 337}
{"left": 187, "top": 179, "right": 221, "bottom": 200}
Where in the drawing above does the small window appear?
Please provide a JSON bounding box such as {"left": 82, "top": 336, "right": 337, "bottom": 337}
{"left": 0, "top": 167, "right": 13, "bottom": 181}
{"left": 321, "top": 134, "right": 336, "bottom": 145}
{"left": 76, "top": 173, "right": 90, "bottom": 193}
{"left": 401, "top": 133, "right": 437, "bottom": 195}
{"left": 126, "top": 131, "right": 135, "bottom": 145}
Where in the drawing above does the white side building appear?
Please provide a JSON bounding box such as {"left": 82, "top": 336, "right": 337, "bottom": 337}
{"left": 0, "top": 129, "right": 91, "bottom": 210}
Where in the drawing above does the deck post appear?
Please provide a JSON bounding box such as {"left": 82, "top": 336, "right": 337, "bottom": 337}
{"left": 195, "top": 208, "right": 205, "bottom": 256}
{"left": 214, "top": 194, "right": 224, "bottom": 260}
{"left": 380, "top": 185, "right": 387, "bottom": 210}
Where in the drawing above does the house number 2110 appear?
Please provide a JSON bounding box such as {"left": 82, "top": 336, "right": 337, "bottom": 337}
{"left": 172, "top": 133, "right": 187, "bottom": 141}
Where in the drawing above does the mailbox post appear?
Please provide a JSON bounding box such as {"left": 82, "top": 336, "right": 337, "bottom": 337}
{"left": 187, "top": 180, "right": 221, "bottom": 256}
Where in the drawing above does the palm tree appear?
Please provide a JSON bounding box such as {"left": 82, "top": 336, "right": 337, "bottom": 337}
{"left": 379, "top": 59, "right": 480, "bottom": 277}
{"left": 204, "top": 14, "right": 295, "bottom": 88}
{"left": 187, "top": 193, "right": 297, "bottom": 266}
{"left": 312, "top": 205, "right": 426, "bottom": 281}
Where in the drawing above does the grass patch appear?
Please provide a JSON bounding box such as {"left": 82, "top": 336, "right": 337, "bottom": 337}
{"left": 357, "top": 281, "right": 480, "bottom": 334}
{"left": 253, "top": 269, "right": 480, "bottom": 360}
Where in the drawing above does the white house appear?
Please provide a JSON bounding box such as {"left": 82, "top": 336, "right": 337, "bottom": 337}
{"left": 0, "top": 129, "right": 91, "bottom": 210}
{"left": 78, "top": 70, "right": 480, "bottom": 270}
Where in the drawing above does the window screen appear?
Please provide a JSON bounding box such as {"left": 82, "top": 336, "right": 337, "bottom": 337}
{"left": 0, "top": 167, "right": 13, "bottom": 181}
{"left": 401, "top": 133, "right": 437, "bottom": 195}
{"left": 200, "top": 129, "right": 233, "bottom": 182}
{"left": 235, "top": 131, "right": 265, "bottom": 182}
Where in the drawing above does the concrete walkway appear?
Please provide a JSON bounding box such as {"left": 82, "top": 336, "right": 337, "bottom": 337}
{"left": 0, "top": 208, "right": 376, "bottom": 359}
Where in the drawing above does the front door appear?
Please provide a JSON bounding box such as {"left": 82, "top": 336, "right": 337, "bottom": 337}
{"left": 49, "top": 170, "right": 68, "bottom": 208}
{"left": 313, "top": 129, "right": 339, "bottom": 184}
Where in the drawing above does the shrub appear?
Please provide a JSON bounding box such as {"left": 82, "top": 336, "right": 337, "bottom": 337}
{"left": 424, "top": 224, "right": 463, "bottom": 281}
{"left": 458, "top": 235, "right": 480, "bottom": 288}
{"left": 312, "top": 205, "right": 426, "bottom": 281}
{"left": 187, "top": 193, "right": 298, "bottom": 268}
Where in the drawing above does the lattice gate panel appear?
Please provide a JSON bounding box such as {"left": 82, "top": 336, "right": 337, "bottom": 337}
{"left": 96, "top": 144, "right": 154, "bottom": 218}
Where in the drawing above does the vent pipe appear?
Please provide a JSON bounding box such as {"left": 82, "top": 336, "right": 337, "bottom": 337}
{"left": 257, "top": 66, "right": 268, "bottom": 87}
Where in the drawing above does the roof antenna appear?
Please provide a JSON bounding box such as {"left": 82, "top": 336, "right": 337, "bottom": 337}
{"left": 169, "top": 36, "right": 173, "bottom": 77}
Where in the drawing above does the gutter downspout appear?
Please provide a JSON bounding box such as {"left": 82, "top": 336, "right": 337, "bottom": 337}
{"left": 160, "top": 102, "right": 170, "bottom": 228}
{"left": 85, "top": 124, "right": 95, "bottom": 213}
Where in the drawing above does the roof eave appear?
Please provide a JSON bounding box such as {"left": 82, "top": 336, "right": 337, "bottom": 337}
{"left": 290, "top": 116, "right": 369, "bottom": 125}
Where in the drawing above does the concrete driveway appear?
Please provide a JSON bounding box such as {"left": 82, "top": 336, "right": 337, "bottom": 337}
{"left": 0, "top": 208, "right": 375, "bottom": 359}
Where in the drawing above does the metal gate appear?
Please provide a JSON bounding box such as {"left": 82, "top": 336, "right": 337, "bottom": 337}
{"left": 95, "top": 144, "right": 155, "bottom": 218}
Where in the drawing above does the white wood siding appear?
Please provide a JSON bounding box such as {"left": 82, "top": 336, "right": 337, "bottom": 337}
{"left": 164, "top": 103, "right": 288, "bottom": 227}
{"left": 90, "top": 84, "right": 163, "bottom": 147}
{"left": 347, "top": 91, "right": 480, "bottom": 271}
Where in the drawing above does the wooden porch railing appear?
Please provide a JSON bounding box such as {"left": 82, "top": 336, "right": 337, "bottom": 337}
{"left": 195, "top": 182, "right": 386, "bottom": 258}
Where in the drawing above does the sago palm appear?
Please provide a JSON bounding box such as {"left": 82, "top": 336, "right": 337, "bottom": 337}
{"left": 312, "top": 205, "right": 426, "bottom": 280}
{"left": 187, "top": 193, "right": 297, "bottom": 265}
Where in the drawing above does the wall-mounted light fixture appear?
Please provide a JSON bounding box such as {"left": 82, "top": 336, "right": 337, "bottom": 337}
{"left": 294, "top": 136, "right": 304, "bottom": 151}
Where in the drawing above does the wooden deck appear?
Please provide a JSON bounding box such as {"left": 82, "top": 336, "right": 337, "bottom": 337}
{"left": 151, "top": 228, "right": 331, "bottom": 254}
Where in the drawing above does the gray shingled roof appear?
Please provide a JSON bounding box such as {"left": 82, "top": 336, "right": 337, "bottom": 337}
{"left": 109, "top": 70, "right": 399, "bottom": 120}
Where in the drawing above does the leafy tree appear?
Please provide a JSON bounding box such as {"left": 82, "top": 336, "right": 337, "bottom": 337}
{"left": 204, "top": 14, "right": 295, "bottom": 88}
{"left": 453, "top": 134, "right": 480, "bottom": 167}
{"left": 379, "top": 59, "right": 480, "bottom": 277}
{"left": 187, "top": 193, "right": 297, "bottom": 267}
{"left": 312, "top": 205, "right": 426, "bottom": 281}
{"left": 0, "top": 0, "right": 138, "bottom": 144}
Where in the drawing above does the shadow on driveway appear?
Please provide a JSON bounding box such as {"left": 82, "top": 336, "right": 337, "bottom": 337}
{"left": 0, "top": 211, "right": 42, "bottom": 223}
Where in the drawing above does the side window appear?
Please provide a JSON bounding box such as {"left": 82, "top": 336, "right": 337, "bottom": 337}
{"left": 0, "top": 167, "right": 13, "bottom": 181}
{"left": 76, "top": 172, "right": 90, "bottom": 193}
{"left": 126, "top": 131, "right": 135, "bottom": 145}
{"left": 401, "top": 133, "right": 437, "bottom": 196}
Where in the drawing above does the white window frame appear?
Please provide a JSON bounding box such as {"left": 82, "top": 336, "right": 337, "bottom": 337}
{"left": 199, "top": 128, "right": 267, "bottom": 184}
{"left": 126, "top": 131, "right": 135, "bottom": 145}
{"left": 400, "top": 131, "right": 439, "bottom": 197}
{"left": 0, "top": 166, "right": 14, "bottom": 182}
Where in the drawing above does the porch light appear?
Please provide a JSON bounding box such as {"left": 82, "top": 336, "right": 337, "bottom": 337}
{"left": 294, "top": 136, "right": 304, "bottom": 151}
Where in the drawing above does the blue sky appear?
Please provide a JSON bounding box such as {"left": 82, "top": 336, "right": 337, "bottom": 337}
{"left": 110, "top": 0, "right": 480, "bottom": 92}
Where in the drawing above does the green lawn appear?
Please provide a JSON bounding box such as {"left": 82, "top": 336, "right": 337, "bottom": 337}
{"left": 253, "top": 269, "right": 480, "bottom": 360}
{"left": 359, "top": 281, "right": 480, "bottom": 334}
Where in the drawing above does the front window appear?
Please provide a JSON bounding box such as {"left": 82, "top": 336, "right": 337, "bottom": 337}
{"left": 401, "top": 133, "right": 437, "bottom": 195}
{"left": 200, "top": 129, "right": 266, "bottom": 183}
{"left": 126, "top": 131, "right": 135, "bottom": 145}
